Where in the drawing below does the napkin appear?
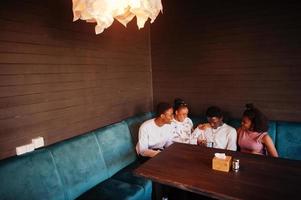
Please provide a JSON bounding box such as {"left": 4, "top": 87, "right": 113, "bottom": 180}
{"left": 215, "top": 153, "right": 226, "bottom": 160}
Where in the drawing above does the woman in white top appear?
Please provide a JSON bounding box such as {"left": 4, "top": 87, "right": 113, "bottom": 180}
{"left": 171, "top": 99, "right": 195, "bottom": 144}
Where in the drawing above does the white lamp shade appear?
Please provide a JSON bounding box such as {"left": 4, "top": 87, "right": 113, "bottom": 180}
{"left": 72, "top": 0, "right": 163, "bottom": 34}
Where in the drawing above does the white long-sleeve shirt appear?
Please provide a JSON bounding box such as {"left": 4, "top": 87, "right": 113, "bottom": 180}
{"left": 136, "top": 119, "right": 174, "bottom": 156}
{"left": 192, "top": 123, "right": 237, "bottom": 151}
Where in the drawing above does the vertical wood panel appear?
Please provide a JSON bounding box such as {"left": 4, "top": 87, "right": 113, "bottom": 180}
{"left": 0, "top": 0, "right": 152, "bottom": 159}
{"left": 151, "top": 0, "right": 301, "bottom": 122}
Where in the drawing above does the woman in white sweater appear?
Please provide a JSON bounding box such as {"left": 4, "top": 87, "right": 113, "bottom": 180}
{"left": 171, "top": 99, "right": 196, "bottom": 144}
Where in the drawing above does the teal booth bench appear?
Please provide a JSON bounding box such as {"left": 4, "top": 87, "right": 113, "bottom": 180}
{"left": 1, "top": 112, "right": 301, "bottom": 200}
{"left": 0, "top": 112, "right": 154, "bottom": 200}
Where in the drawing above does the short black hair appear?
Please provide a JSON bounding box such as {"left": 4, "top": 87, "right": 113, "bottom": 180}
{"left": 156, "top": 102, "right": 173, "bottom": 117}
{"left": 243, "top": 103, "right": 268, "bottom": 132}
{"left": 206, "top": 106, "right": 223, "bottom": 118}
{"left": 173, "top": 98, "right": 188, "bottom": 112}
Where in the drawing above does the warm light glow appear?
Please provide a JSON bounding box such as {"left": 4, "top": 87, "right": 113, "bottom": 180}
{"left": 72, "top": 0, "right": 163, "bottom": 34}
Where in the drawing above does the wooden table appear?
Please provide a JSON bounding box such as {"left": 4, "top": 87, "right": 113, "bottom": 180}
{"left": 135, "top": 143, "right": 301, "bottom": 200}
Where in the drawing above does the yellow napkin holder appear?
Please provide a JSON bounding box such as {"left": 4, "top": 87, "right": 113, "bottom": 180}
{"left": 212, "top": 156, "right": 232, "bottom": 172}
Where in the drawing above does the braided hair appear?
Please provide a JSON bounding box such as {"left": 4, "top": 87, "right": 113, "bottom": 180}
{"left": 173, "top": 98, "right": 188, "bottom": 112}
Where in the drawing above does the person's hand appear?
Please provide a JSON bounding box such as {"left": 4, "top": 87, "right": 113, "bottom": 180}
{"left": 198, "top": 123, "right": 211, "bottom": 130}
{"left": 153, "top": 150, "right": 161, "bottom": 156}
{"left": 197, "top": 138, "right": 207, "bottom": 146}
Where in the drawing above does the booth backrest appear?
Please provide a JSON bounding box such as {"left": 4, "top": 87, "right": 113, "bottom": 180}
{"left": 94, "top": 121, "right": 136, "bottom": 177}
{"left": 49, "top": 133, "right": 109, "bottom": 200}
{"left": 276, "top": 122, "right": 301, "bottom": 160}
{"left": 0, "top": 149, "right": 65, "bottom": 200}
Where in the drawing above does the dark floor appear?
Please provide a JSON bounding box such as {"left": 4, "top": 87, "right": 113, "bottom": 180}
{"left": 153, "top": 183, "right": 217, "bottom": 200}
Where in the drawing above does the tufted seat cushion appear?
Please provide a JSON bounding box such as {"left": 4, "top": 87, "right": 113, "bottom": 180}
{"left": 112, "top": 161, "right": 152, "bottom": 200}
{"left": 76, "top": 179, "right": 144, "bottom": 200}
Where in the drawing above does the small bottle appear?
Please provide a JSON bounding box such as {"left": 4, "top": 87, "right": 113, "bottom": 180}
{"left": 206, "top": 141, "right": 214, "bottom": 148}
{"left": 232, "top": 159, "right": 240, "bottom": 172}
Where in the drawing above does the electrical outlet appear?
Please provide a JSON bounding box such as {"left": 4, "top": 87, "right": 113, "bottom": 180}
{"left": 32, "top": 137, "right": 44, "bottom": 148}
{"left": 26, "top": 143, "right": 35, "bottom": 153}
{"left": 16, "top": 143, "right": 35, "bottom": 155}
{"left": 16, "top": 145, "right": 27, "bottom": 155}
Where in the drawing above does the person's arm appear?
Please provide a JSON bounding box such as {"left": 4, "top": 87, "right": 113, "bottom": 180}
{"left": 190, "top": 123, "right": 212, "bottom": 145}
{"left": 188, "top": 118, "right": 194, "bottom": 132}
{"left": 227, "top": 128, "right": 237, "bottom": 151}
{"left": 164, "top": 133, "right": 174, "bottom": 148}
{"left": 236, "top": 128, "right": 241, "bottom": 151}
{"left": 197, "top": 123, "right": 211, "bottom": 130}
{"left": 141, "top": 149, "right": 161, "bottom": 157}
{"left": 136, "top": 126, "right": 161, "bottom": 157}
{"left": 262, "top": 134, "right": 278, "bottom": 157}
{"left": 190, "top": 127, "right": 203, "bottom": 145}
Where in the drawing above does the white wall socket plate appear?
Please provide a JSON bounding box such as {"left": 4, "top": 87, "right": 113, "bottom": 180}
{"left": 26, "top": 143, "right": 35, "bottom": 152}
{"left": 16, "top": 143, "right": 35, "bottom": 155}
{"left": 32, "top": 137, "right": 44, "bottom": 148}
{"left": 16, "top": 145, "right": 27, "bottom": 155}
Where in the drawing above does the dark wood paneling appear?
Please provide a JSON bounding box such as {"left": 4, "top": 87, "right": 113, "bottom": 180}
{"left": 0, "top": 0, "right": 152, "bottom": 159}
{"left": 151, "top": 0, "right": 301, "bottom": 122}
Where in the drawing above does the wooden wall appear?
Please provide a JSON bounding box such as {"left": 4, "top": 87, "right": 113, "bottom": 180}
{"left": 0, "top": 0, "right": 153, "bottom": 159}
{"left": 151, "top": 0, "right": 301, "bottom": 122}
